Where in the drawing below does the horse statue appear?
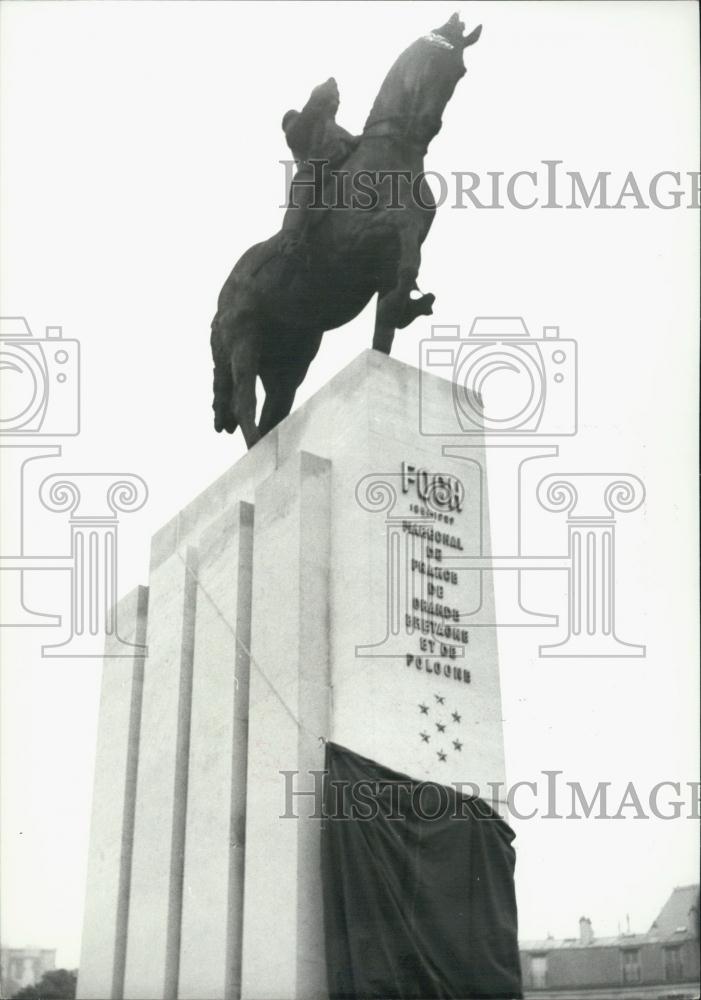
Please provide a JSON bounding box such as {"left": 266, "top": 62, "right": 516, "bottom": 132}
{"left": 211, "top": 13, "right": 482, "bottom": 448}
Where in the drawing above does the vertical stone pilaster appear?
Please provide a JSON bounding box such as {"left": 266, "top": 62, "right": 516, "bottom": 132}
{"left": 178, "top": 502, "right": 254, "bottom": 1000}
{"left": 76, "top": 585, "right": 149, "bottom": 1000}
{"left": 123, "top": 546, "right": 198, "bottom": 1000}
{"left": 241, "top": 452, "right": 331, "bottom": 1000}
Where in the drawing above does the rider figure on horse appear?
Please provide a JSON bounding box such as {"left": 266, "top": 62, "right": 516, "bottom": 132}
{"left": 280, "top": 77, "right": 359, "bottom": 258}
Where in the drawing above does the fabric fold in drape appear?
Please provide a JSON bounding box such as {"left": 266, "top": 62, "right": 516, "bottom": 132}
{"left": 321, "top": 742, "right": 523, "bottom": 999}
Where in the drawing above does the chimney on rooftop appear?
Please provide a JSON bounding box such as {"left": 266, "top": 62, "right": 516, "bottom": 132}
{"left": 579, "top": 917, "right": 594, "bottom": 946}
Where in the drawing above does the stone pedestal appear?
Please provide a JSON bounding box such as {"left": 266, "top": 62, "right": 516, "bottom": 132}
{"left": 77, "top": 351, "right": 507, "bottom": 1000}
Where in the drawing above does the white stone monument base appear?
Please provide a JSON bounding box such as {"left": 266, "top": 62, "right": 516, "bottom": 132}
{"left": 78, "top": 351, "right": 506, "bottom": 1000}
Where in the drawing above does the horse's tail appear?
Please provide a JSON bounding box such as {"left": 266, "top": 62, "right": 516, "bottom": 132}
{"left": 211, "top": 318, "right": 238, "bottom": 434}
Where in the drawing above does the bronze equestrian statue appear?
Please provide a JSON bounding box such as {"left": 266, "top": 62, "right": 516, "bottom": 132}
{"left": 211, "top": 13, "right": 482, "bottom": 448}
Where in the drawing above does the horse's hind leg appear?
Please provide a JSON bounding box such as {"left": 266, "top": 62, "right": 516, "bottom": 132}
{"left": 230, "top": 328, "right": 261, "bottom": 449}
{"left": 257, "top": 376, "right": 297, "bottom": 438}
{"left": 211, "top": 324, "right": 237, "bottom": 434}
{"left": 258, "top": 332, "right": 323, "bottom": 437}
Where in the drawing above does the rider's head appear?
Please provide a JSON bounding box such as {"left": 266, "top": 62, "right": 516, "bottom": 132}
{"left": 309, "top": 77, "right": 340, "bottom": 115}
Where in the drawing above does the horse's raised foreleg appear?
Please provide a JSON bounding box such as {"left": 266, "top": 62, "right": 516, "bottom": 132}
{"left": 372, "top": 228, "right": 434, "bottom": 354}
{"left": 398, "top": 286, "right": 436, "bottom": 328}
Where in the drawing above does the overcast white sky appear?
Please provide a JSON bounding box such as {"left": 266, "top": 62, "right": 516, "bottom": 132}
{"left": 1, "top": 0, "right": 699, "bottom": 971}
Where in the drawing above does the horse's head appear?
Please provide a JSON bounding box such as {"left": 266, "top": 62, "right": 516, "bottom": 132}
{"left": 365, "top": 13, "right": 482, "bottom": 152}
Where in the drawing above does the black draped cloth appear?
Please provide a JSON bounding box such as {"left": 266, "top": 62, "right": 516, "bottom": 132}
{"left": 320, "top": 742, "right": 523, "bottom": 1000}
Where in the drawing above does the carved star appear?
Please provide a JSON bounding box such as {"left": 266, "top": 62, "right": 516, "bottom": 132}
{"left": 435, "top": 721, "right": 446, "bottom": 733}
{"left": 434, "top": 694, "right": 446, "bottom": 705}
{"left": 437, "top": 750, "right": 447, "bottom": 762}
{"left": 419, "top": 703, "right": 429, "bottom": 715}
{"left": 452, "top": 710, "right": 462, "bottom": 724}
{"left": 453, "top": 739, "right": 463, "bottom": 751}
